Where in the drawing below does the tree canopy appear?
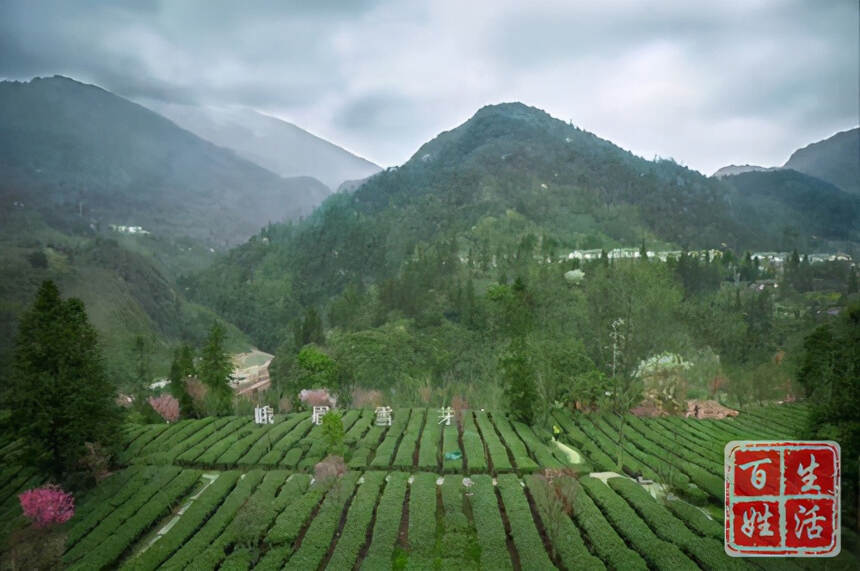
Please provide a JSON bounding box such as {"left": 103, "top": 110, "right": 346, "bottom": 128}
{"left": 4, "top": 281, "right": 121, "bottom": 480}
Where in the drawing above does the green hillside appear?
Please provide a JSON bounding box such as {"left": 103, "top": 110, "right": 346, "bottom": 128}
{"left": 0, "top": 76, "right": 329, "bottom": 382}
{"left": 0, "top": 76, "right": 330, "bottom": 247}
{"left": 1, "top": 403, "right": 856, "bottom": 569}
{"left": 0, "top": 210, "right": 250, "bottom": 384}
{"left": 184, "top": 103, "right": 858, "bottom": 351}
{"left": 723, "top": 169, "right": 860, "bottom": 246}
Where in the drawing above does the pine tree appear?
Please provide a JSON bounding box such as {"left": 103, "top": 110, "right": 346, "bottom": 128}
{"left": 168, "top": 344, "right": 196, "bottom": 417}
{"left": 4, "top": 281, "right": 121, "bottom": 479}
{"left": 501, "top": 337, "right": 538, "bottom": 424}
{"left": 199, "top": 322, "right": 233, "bottom": 414}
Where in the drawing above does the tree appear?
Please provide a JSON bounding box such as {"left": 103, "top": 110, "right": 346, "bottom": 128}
{"left": 294, "top": 307, "right": 324, "bottom": 348}
{"left": 168, "top": 344, "right": 196, "bottom": 418}
{"left": 293, "top": 345, "right": 340, "bottom": 402}
{"left": 501, "top": 337, "right": 538, "bottom": 423}
{"left": 18, "top": 485, "right": 75, "bottom": 528}
{"left": 4, "top": 281, "right": 121, "bottom": 479}
{"left": 133, "top": 335, "right": 150, "bottom": 386}
{"left": 796, "top": 304, "right": 859, "bottom": 510}
{"left": 321, "top": 410, "right": 346, "bottom": 456}
{"left": 198, "top": 322, "right": 233, "bottom": 415}
{"left": 148, "top": 394, "right": 180, "bottom": 423}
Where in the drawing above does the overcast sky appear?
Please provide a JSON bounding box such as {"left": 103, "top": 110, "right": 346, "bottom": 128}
{"left": 1, "top": 0, "right": 857, "bottom": 174}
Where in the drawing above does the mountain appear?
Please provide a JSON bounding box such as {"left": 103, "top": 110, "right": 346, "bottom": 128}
{"left": 712, "top": 164, "right": 781, "bottom": 178}
{"left": 721, "top": 169, "right": 859, "bottom": 245}
{"left": 140, "top": 101, "right": 382, "bottom": 191}
{"left": 184, "top": 102, "right": 859, "bottom": 350}
{"left": 784, "top": 127, "right": 859, "bottom": 195}
{"left": 0, "top": 76, "right": 296, "bottom": 382}
{"left": 0, "top": 76, "right": 330, "bottom": 247}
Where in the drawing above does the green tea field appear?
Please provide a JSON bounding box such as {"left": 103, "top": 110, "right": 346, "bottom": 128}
{"left": 1, "top": 404, "right": 857, "bottom": 569}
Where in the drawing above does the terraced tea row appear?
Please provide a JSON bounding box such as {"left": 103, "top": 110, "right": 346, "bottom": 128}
{"left": 119, "top": 409, "right": 573, "bottom": 475}
{"left": 61, "top": 464, "right": 858, "bottom": 570}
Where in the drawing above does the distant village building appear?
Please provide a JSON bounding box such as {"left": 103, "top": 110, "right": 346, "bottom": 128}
{"left": 685, "top": 399, "right": 739, "bottom": 420}
{"left": 109, "top": 224, "right": 151, "bottom": 235}
{"left": 231, "top": 350, "right": 274, "bottom": 397}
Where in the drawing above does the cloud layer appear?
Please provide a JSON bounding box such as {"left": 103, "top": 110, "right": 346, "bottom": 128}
{"left": 1, "top": 0, "right": 857, "bottom": 173}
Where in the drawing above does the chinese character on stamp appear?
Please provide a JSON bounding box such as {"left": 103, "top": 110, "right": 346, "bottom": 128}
{"left": 725, "top": 441, "right": 840, "bottom": 557}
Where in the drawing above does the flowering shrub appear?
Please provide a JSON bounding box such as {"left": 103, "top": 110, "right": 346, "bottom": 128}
{"left": 148, "top": 393, "right": 180, "bottom": 423}
{"left": 18, "top": 485, "right": 75, "bottom": 528}
{"left": 300, "top": 388, "right": 335, "bottom": 408}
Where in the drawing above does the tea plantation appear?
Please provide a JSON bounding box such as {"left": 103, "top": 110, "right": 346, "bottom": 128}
{"left": 1, "top": 404, "right": 857, "bottom": 569}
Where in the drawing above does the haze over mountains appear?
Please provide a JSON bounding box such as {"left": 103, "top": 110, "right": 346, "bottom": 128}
{"left": 0, "top": 76, "right": 857, "bottom": 384}
{"left": 0, "top": 76, "right": 329, "bottom": 247}
{"left": 139, "top": 101, "right": 382, "bottom": 191}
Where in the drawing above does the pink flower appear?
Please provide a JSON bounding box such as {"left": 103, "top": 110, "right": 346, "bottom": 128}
{"left": 148, "top": 394, "right": 180, "bottom": 423}
{"left": 19, "top": 485, "right": 75, "bottom": 528}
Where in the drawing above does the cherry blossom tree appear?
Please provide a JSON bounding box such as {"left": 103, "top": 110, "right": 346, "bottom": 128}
{"left": 18, "top": 485, "right": 75, "bottom": 528}
{"left": 148, "top": 393, "right": 180, "bottom": 423}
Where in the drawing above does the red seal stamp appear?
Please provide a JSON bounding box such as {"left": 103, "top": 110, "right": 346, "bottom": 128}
{"left": 725, "top": 441, "right": 840, "bottom": 557}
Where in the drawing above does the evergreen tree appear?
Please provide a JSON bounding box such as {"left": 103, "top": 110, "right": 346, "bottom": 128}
{"left": 133, "top": 335, "right": 150, "bottom": 386}
{"left": 294, "top": 307, "right": 325, "bottom": 348}
{"left": 168, "top": 344, "right": 196, "bottom": 418}
{"left": 4, "top": 281, "right": 121, "bottom": 479}
{"left": 501, "top": 337, "right": 538, "bottom": 424}
{"left": 199, "top": 322, "right": 233, "bottom": 414}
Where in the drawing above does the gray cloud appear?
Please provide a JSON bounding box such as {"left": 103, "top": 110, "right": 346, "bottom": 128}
{"left": 0, "top": 0, "right": 856, "bottom": 172}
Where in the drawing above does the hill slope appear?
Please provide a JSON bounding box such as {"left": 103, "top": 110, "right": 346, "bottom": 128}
{"left": 0, "top": 76, "right": 288, "bottom": 381}
{"left": 0, "top": 76, "right": 330, "bottom": 247}
{"left": 184, "top": 102, "right": 858, "bottom": 349}
{"left": 784, "top": 127, "right": 860, "bottom": 195}
{"left": 722, "top": 169, "right": 860, "bottom": 245}
{"left": 140, "top": 101, "right": 382, "bottom": 191}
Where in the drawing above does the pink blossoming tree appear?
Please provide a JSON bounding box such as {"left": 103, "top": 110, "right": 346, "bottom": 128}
{"left": 148, "top": 393, "right": 180, "bottom": 423}
{"left": 18, "top": 485, "right": 75, "bottom": 528}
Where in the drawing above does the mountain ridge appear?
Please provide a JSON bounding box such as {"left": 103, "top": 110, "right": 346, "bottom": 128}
{"left": 784, "top": 127, "right": 859, "bottom": 195}
{"left": 0, "top": 75, "right": 329, "bottom": 247}
{"left": 139, "top": 100, "right": 382, "bottom": 191}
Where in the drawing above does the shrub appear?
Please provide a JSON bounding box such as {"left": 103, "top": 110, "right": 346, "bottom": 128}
{"left": 496, "top": 474, "right": 555, "bottom": 569}
{"left": 360, "top": 472, "right": 409, "bottom": 569}
{"left": 325, "top": 471, "right": 387, "bottom": 570}
{"left": 580, "top": 477, "right": 698, "bottom": 570}
{"left": 314, "top": 455, "right": 347, "bottom": 485}
{"left": 285, "top": 472, "right": 360, "bottom": 569}
{"left": 524, "top": 473, "right": 604, "bottom": 570}
{"left": 469, "top": 475, "right": 513, "bottom": 570}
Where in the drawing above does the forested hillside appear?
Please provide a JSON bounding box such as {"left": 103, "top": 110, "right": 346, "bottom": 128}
{"left": 0, "top": 76, "right": 334, "bottom": 382}
{"left": 0, "top": 76, "right": 329, "bottom": 247}
{"left": 183, "top": 103, "right": 858, "bottom": 371}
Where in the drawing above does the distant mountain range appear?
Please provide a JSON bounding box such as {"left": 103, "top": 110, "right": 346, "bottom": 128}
{"left": 139, "top": 101, "right": 382, "bottom": 191}
{"left": 0, "top": 76, "right": 330, "bottom": 248}
{"left": 784, "top": 128, "right": 859, "bottom": 195}
{"left": 712, "top": 164, "right": 781, "bottom": 178}
{"left": 0, "top": 78, "right": 856, "bottom": 381}
{"left": 712, "top": 127, "right": 859, "bottom": 195}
